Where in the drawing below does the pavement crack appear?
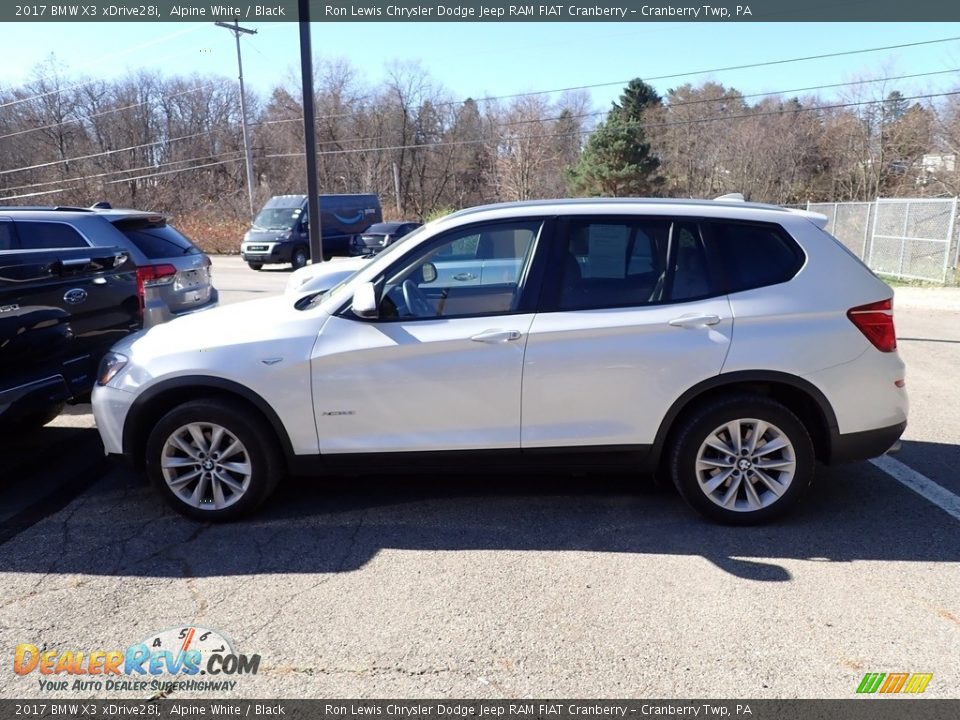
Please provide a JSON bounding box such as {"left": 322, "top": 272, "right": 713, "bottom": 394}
{"left": 248, "top": 511, "right": 368, "bottom": 641}
{"left": 337, "top": 509, "right": 367, "bottom": 573}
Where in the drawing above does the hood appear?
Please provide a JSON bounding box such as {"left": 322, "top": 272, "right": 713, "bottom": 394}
{"left": 286, "top": 256, "right": 370, "bottom": 295}
{"left": 117, "top": 295, "right": 316, "bottom": 360}
{"left": 244, "top": 229, "right": 293, "bottom": 242}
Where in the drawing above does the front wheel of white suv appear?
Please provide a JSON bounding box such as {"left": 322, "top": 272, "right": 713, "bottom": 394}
{"left": 670, "top": 395, "right": 814, "bottom": 525}
{"left": 145, "top": 398, "right": 283, "bottom": 521}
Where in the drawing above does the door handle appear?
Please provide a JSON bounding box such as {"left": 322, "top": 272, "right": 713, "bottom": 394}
{"left": 453, "top": 272, "right": 477, "bottom": 281}
{"left": 668, "top": 313, "right": 721, "bottom": 328}
{"left": 470, "top": 329, "right": 522, "bottom": 343}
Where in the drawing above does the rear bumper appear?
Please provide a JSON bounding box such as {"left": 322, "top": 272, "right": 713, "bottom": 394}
{"left": 828, "top": 421, "right": 906, "bottom": 464}
{"left": 142, "top": 288, "right": 218, "bottom": 330}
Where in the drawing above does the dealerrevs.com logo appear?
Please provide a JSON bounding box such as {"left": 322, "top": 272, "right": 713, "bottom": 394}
{"left": 13, "top": 626, "right": 260, "bottom": 694}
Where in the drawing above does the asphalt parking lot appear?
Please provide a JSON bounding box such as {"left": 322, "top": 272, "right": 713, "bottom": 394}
{"left": 1, "top": 256, "right": 958, "bottom": 699}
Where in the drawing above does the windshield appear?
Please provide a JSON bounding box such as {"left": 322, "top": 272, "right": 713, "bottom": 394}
{"left": 296, "top": 224, "right": 429, "bottom": 311}
{"left": 252, "top": 207, "right": 301, "bottom": 231}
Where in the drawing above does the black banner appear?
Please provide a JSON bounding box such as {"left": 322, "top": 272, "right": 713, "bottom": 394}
{"left": 3, "top": 0, "right": 960, "bottom": 23}
{"left": 1, "top": 700, "right": 958, "bottom": 720}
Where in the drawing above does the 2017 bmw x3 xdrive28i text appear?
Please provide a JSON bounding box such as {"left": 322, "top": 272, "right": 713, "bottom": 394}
{"left": 93, "top": 199, "right": 907, "bottom": 524}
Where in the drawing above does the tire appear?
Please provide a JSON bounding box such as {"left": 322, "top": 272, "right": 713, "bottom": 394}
{"left": 0, "top": 402, "right": 65, "bottom": 433}
{"left": 145, "top": 398, "right": 283, "bottom": 522}
{"left": 322, "top": 253, "right": 333, "bottom": 262}
{"left": 291, "top": 246, "right": 308, "bottom": 270}
{"left": 669, "top": 395, "right": 814, "bottom": 525}
{"left": 247, "top": 262, "right": 263, "bottom": 271}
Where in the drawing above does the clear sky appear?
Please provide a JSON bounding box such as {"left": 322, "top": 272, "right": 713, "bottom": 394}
{"left": 1, "top": 22, "right": 959, "bottom": 112}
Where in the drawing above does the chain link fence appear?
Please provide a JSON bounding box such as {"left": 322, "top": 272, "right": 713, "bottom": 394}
{"left": 807, "top": 198, "right": 959, "bottom": 284}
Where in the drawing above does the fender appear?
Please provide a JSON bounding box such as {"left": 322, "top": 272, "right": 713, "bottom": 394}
{"left": 122, "top": 376, "right": 297, "bottom": 464}
{"left": 651, "top": 369, "right": 839, "bottom": 459}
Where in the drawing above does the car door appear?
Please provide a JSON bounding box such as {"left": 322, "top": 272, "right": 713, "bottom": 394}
{"left": 521, "top": 216, "right": 733, "bottom": 449}
{"left": 309, "top": 218, "right": 547, "bottom": 453}
{"left": 1, "top": 218, "right": 138, "bottom": 400}
{"left": 11, "top": 220, "right": 139, "bottom": 361}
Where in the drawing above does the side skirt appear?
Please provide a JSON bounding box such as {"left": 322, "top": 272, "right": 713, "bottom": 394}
{"left": 287, "top": 445, "right": 655, "bottom": 478}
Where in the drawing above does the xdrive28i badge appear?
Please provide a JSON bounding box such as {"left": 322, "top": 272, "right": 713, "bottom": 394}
{"left": 63, "top": 288, "right": 88, "bottom": 305}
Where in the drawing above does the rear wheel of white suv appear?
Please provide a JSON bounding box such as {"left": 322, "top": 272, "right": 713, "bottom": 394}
{"left": 145, "top": 398, "right": 283, "bottom": 521}
{"left": 670, "top": 395, "right": 814, "bottom": 525}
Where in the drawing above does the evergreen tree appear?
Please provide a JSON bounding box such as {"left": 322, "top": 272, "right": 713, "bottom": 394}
{"left": 567, "top": 78, "right": 663, "bottom": 197}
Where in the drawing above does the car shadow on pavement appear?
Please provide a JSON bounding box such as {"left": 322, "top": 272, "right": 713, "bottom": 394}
{"left": 0, "top": 440, "right": 957, "bottom": 582}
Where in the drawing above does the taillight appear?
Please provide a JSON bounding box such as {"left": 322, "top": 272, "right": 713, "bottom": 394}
{"left": 136, "top": 264, "right": 177, "bottom": 311}
{"left": 847, "top": 298, "right": 896, "bottom": 352}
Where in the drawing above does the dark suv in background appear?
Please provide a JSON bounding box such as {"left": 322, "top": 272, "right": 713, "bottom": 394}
{"left": 1, "top": 207, "right": 218, "bottom": 324}
{"left": 349, "top": 221, "right": 422, "bottom": 256}
{"left": 0, "top": 205, "right": 217, "bottom": 429}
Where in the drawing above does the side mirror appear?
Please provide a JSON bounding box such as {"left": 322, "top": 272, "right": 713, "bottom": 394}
{"left": 421, "top": 262, "right": 437, "bottom": 284}
{"left": 351, "top": 282, "right": 379, "bottom": 320}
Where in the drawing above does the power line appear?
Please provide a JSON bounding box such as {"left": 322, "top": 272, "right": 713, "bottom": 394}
{"left": 6, "top": 26, "right": 207, "bottom": 95}
{"left": 0, "top": 83, "right": 220, "bottom": 142}
{"left": 104, "top": 157, "right": 244, "bottom": 185}
{"left": 0, "top": 128, "right": 223, "bottom": 176}
{"left": 4, "top": 63, "right": 948, "bottom": 180}
{"left": 496, "top": 34, "right": 960, "bottom": 103}
{"left": 247, "top": 71, "right": 960, "bottom": 151}
{"left": 0, "top": 150, "right": 245, "bottom": 194}
{"left": 3, "top": 35, "right": 958, "bottom": 188}
{"left": 249, "top": 35, "right": 960, "bottom": 130}
{"left": 0, "top": 30, "right": 211, "bottom": 111}
{"left": 89, "top": 87, "right": 960, "bottom": 188}
{"left": 3, "top": 87, "right": 957, "bottom": 199}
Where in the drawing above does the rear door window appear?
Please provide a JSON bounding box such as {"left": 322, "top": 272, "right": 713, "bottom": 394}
{"left": 706, "top": 221, "right": 804, "bottom": 292}
{"left": 546, "top": 218, "right": 720, "bottom": 311}
{"left": 114, "top": 222, "right": 199, "bottom": 259}
{"left": 555, "top": 219, "right": 671, "bottom": 310}
{"left": 15, "top": 221, "right": 89, "bottom": 249}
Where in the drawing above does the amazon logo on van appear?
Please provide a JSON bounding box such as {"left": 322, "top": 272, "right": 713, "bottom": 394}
{"left": 333, "top": 212, "right": 365, "bottom": 225}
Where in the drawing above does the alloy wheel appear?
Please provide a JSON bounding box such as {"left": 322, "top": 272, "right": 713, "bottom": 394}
{"left": 160, "top": 422, "right": 253, "bottom": 510}
{"left": 694, "top": 418, "right": 796, "bottom": 512}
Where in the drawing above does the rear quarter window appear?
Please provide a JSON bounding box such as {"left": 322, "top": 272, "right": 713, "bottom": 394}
{"left": 706, "top": 221, "right": 804, "bottom": 293}
{"left": 114, "top": 222, "right": 199, "bottom": 259}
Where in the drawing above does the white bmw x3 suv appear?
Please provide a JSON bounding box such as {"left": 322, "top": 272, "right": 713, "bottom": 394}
{"left": 93, "top": 198, "right": 907, "bottom": 524}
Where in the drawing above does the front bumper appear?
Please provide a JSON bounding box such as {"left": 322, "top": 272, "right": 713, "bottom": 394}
{"left": 241, "top": 241, "right": 293, "bottom": 264}
{"left": 91, "top": 383, "right": 135, "bottom": 456}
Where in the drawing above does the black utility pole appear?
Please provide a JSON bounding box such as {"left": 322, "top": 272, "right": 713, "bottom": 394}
{"left": 298, "top": 0, "right": 323, "bottom": 263}
{"left": 214, "top": 20, "right": 257, "bottom": 219}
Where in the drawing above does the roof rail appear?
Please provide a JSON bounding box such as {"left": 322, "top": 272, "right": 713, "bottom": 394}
{"left": 713, "top": 193, "right": 745, "bottom": 202}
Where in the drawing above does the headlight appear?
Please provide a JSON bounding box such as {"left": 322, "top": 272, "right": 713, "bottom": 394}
{"left": 97, "top": 352, "right": 128, "bottom": 386}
